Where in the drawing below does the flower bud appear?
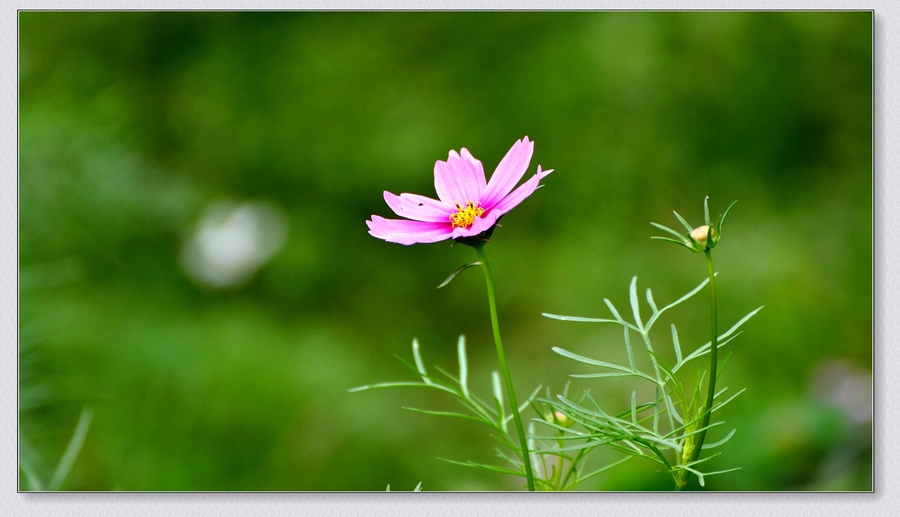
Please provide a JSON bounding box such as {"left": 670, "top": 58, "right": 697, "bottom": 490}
{"left": 549, "top": 410, "right": 574, "bottom": 428}
{"left": 690, "top": 225, "right": 716, "bottom": 249}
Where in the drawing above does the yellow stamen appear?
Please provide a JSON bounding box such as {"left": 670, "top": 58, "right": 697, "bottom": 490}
{"left": 449, "top": 201, "right": 485, "bottom": 229}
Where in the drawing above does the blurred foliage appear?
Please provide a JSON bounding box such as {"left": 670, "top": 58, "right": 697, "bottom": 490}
{"left": 19, "top": 11, "right": 871, "bottom": 491}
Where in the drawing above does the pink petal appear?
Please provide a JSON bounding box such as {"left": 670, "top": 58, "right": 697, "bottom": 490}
{"left": 456, "top": 148, "right": 487, "bottom": 197}
{"left": 489, "top": 166, "right": 553, "bottom": 218}
{"left": 481, "top": 137, "right": 534, "bottom": 209}
{"left": 383, "top": 191, "right": 452, "bottom": 222}
{"left": 434, "top": 149, "right": 487, "bottom": 205}
{"left": 366, "top": 216, "right": 453, "bottom": 245}
{"left": 433, "top": 154, "right": 465, "bottom": 204}
{"left": 449, "top": 210, "right": 499, "bottom": 240}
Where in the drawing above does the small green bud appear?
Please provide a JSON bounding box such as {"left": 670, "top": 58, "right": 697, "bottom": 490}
{"left": 549, "top": 410, "right": 574, "bottom": 428}
{"left": 651, "top": 199, "right": 735, "bottom": 253}
{"left": 690, "top": 225, "right": 716, "bottom": 250}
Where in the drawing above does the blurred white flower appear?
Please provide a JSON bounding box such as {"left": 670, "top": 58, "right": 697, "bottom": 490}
{"left": 808, "top": 359, "right": 872, "bottom": 425}
{"left": 181, "top": 200, "right": 288, "bottom": 288}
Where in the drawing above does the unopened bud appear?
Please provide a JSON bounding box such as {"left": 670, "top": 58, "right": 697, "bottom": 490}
{"left": 690, "top": 225, "right": 716, "bottom": 248}
{"left": 549, "top": 410, "right": 574, "bottom": 428}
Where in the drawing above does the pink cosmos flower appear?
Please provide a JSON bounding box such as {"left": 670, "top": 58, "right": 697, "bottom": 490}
{"left": 366, "top": 136, "right": 553, "bottom": 245}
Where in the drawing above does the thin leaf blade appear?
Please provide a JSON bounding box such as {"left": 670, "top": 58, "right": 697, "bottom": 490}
{"left": 457, "top": 335, "right": 469, "bottom": 399}
{"left": 437, "top": 261, "right": 482, "bottom": 289}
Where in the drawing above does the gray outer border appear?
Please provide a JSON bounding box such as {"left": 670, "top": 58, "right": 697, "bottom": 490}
{"left": 4, "top": 2, "right": 894, "bottom": 516}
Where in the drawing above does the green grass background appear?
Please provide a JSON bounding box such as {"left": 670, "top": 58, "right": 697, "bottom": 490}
{"left": 19, "top": 11, "right": 871, "bottom": 491}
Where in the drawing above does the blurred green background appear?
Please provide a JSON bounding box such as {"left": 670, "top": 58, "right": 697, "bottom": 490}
{"left": 18, "top": 11, "right": 871, "bottom": 491}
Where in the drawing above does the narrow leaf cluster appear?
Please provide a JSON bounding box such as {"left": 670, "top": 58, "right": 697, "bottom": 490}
{"left": 351, "top": 337, "right": 613, "bottom": 490}
{"left": 543, "top": 277, "right": 760, "bottom": 488}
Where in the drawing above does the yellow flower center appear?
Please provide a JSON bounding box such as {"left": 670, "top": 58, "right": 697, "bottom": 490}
{"left": 449, "top": 201, "right": 485, "bottom": 229}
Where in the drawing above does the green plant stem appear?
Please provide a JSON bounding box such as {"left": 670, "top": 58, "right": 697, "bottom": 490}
{"left": 475, "top": 244, "right": 535, "bottom": 491}
{"left": 561, "top": 445, "right": 588, "bottom": 489}
{"left": 677, "top": 249, "right": 718, "bottom": 491}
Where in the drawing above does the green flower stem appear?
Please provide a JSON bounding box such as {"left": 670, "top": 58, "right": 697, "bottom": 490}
{"left": 697, "top": 249, "right": 719, "bottom": 456}
{"left": 677, "top": 249, "right": 719, "bottom": 491}
{"left": 561, "top": 445, "right": 588, "bottom": 489}
{"left": 554, "top": 436, "right": 565, "bottom": 489}
{"left": 475, "top": 244, "right": 535, "bottom": 491}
